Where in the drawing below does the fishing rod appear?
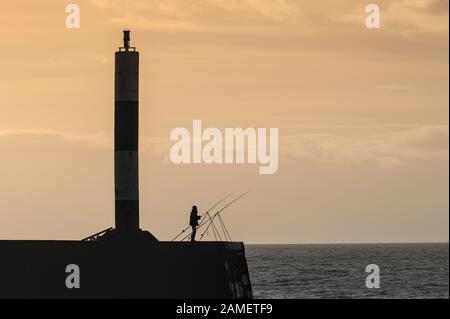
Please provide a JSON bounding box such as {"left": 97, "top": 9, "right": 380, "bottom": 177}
{"left": 171, "top": 193, "right": 233, "bottom": 241}
{"left": 211, "top": 190, "right": 251, "bottom": 218}
{"left": 199, "top": 193, "right": 233, "bottom": 223}
{"left": 198, "top": 189, "right": 252, "bottom": 241}
{"left": 218, "top": 214, "right": 232, "bottom": 242}
{"left": 181, "top": 190, "right": 252, "bottom": 242}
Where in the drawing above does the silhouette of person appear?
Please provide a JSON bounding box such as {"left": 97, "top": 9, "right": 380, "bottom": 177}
{"left": 190, "top": 206, "right": 201, "bottom": 242}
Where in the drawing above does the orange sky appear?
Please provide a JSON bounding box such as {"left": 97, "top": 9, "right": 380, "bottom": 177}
{"left": 0, "top": 0, "right": 448, "bottom": 243}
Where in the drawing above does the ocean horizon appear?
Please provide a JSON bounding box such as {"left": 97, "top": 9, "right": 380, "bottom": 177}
{"left": 246, "top": 243, "right": 449, "bottom": 299}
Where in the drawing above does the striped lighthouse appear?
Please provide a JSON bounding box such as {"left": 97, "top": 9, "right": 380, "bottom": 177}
{"left": 114, "top": 30, "right": 139, "bottom": 232}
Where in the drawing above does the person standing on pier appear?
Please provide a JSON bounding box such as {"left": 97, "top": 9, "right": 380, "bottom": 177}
{"left": 190, "top": 206, "right": 201, "bottom": 242}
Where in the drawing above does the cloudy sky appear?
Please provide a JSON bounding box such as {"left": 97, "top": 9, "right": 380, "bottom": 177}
{"left": 0, "top": 0, "right": 448, "bottom": 243}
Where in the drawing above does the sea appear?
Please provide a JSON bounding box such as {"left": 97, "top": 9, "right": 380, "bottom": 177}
{"left": 245, "top": 243, "right": 449, "bottom": 299}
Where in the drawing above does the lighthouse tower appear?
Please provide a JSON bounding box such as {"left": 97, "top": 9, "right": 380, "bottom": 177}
{"left": 114, "top": 30, "right": 140, "bottom": 233}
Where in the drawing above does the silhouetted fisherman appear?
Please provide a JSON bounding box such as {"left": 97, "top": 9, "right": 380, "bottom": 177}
{"left": 190, "top": 206, "right": 201, "bottom": 242}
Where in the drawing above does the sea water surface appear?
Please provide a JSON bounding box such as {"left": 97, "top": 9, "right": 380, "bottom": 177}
{"left": 246, "top": 243, "right": 449, "bottom": 299}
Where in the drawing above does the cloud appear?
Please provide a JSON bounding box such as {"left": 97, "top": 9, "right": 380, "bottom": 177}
{"left": 0, "top": 129, "right": 111, "bottom": 149}
{"left": 339, "top": 0, "right": 449, "bottom": 33}
{"left": 403, "top": 0, "right": 449, "bottom": 15}
{"left": 1, "top": 125, "right": 448, "bottom": 169}
{"left": 91, "top": 0, "right": 448, "bottom": 34}
{"left": 0, "top": 129, "right": 170, "bottom": 157}
{"left": 283, "top": 125, "right": 449, "bottom": 169}
{"left": 92, "top": 0, "right": 302, "bottom": 29}
{"left": 376, "top": 83, "right": 415, "bottom": 91}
